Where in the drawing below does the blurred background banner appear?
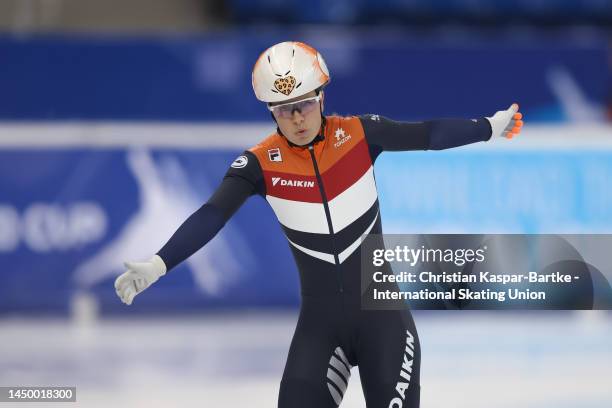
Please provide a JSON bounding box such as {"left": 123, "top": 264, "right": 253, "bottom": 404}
{"left": 0, "top": 32, "right": 608, "bottom": 121}
{"left": 0, "top": 144, "right": 301, "bottom": 314}
{"left": 0, "top": 1, "right": 611, "bottom": 406}
{"left": 1, "top": 128, "right": 612, "bottom": 314}
{"left": 377, "top": 140, "right": 612, "bottom": 233}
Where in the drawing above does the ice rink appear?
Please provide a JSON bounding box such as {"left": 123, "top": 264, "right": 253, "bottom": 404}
{"left": 1, "top": 311, "right": 610, "bottom": 407}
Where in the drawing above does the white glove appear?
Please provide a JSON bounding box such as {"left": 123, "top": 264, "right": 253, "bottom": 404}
{"left": 114, "top": 255, "right": 167, "bottom": 305}
{"left": 486, "top": 103, "right": 524, "bottom": 139}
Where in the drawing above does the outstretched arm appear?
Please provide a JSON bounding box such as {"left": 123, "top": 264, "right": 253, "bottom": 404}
{"left": 157, "top": 154, "right": 264, "bottom": 271}
{"left": 359, "top": 104, "right": 523, "bottom": 161}
{"left": 115, "top": 151, "right": 264, "bottom": 305}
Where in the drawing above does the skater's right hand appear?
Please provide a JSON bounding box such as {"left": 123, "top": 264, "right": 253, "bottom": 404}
{"left": 114, "top": 255, "right": 166, "bottom": 305}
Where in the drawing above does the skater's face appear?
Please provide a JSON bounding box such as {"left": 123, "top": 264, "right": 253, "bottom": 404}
{"left": 269, "top": 91, "right": 324, "bottom": 146}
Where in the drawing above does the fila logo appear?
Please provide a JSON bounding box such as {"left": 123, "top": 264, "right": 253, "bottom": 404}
{"left": 334, "top": 127, "right": 352, "bottom": 148}
{"left": 268, "top": 148, "right": 282, "bottom": 162}
{"left": 271, "top": 177, "right": 315, "bottom": 188}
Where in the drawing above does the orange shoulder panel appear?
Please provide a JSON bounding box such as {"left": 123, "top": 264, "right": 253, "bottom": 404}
{"left": 249, "top": 132, "right": 314, "bottom": 176}
{"left": 316, "top": 115, "right": 367, "bottom": 174}
{"left": 248, "top": 116, "right": 368, "bottom": 176}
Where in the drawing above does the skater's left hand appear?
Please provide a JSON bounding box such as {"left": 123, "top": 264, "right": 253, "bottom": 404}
{"left": 486, "top": 103, "right": 524, "bottom": 139}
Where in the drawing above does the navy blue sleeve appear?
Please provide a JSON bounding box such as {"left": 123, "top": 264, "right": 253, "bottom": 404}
{"left": 156, "top": 203, "right": 226, "bottom": 271}
{"left": 358, "top": 114, "right": 492, "bottom": 162}
{"left": 157, "top": 151, "right": 264, "bottom": 271}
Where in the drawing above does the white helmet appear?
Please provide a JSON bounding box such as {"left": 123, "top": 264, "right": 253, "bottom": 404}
{"left": 252, "top": 41, "right": 330, "bottom": 103}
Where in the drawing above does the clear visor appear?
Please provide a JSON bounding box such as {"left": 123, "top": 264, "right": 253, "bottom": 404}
{"left": 268, "top": 95, "right": 321, "bottom": 118}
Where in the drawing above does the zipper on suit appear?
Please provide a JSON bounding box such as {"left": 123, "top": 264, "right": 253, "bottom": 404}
{"left": 308, "top": 145, "right": 344, "bottom": 293}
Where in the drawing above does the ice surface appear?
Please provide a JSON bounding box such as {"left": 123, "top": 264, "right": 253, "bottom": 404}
{"left": 0, "top": 311, "right": 610, "bottom": 407}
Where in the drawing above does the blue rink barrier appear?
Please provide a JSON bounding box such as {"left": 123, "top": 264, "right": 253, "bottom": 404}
{"left": 375, "top": 149, "right": 612, "bottom": 233}
{"left": 1, "top": 138, "right": 611, "bottom": 315}
{"left": 0, "top": 148, "right": 299, "bottom": 315}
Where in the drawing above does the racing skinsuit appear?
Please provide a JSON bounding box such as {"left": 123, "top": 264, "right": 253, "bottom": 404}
{"left": 157, "top": 114, "right": 493, "bottom": 407}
